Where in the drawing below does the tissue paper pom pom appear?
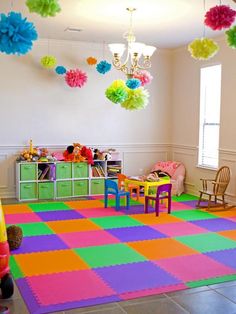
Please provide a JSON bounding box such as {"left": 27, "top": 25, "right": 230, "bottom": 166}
{"left": 0, "top": 11, "right": 38, "bottom": 55}
{"left": 133, "top": 70, "right": 153, "bottom": 86}
{"left": 226, "top": 26, "right": 236, "bottom": 48}
{"left": 26, "top": 0, "right": 61, "bottom": 17}
{"left": 55, "top": 65, "right": 66, "bottom": 74}
{"left": 126, "top": 78, "right": 141, "bottom": 90}
{"left": 87, "top": 57, "right": 97, "bottom": 65}
{"left": 188, "top": 38, "right": 219, "bottom": 60}
{"left": 40, "top": 55, "right": 57, "bottom": 68}
{"left": 105, "top": 80, "right": 128, "bottom": 104}
{"left": 204, "top": 5, "right": 236, "bottom": 30}
{"left": 121, "top": 87, "right": 149, "bottom": 111}
{"left": 65, "top": 69, "right": 88, "bottom": 88}
{"left": 96, "top": 60, "right": 112, "bottom": 74}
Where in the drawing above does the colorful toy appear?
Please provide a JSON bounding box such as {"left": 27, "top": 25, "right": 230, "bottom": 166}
{"left": 63, "top": 145, "right": 75, "bottom": 161}
{"left": 0, "top": 201, "right": 14, "bottom": 298}
{"left": 6, "top": 225, "right": 23, "bottom": 251}
{"left": 80, "top": 146, "right": 94, "bottom": 164}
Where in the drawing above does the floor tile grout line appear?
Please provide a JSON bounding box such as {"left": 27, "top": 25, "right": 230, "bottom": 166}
{"left": 116, "top": 302, "right": 128, "bottom": 313}
{"left": 208, "top": 287, "right": 236, "bottom": 305}
{"left": 164, "top": 293, "right": 191, "bottom": 313}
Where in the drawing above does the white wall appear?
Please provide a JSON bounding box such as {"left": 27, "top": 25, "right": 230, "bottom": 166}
{"left": 171, "top": 36, "right": 236, "bottom": 201}
{"left": 0, "top": 39, "right": 172, "bottom": 197}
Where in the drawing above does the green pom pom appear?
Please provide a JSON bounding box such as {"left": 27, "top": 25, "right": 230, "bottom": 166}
{"left": 226, "top": 26, "right": 236, "bottom": 48}
{"left": 40, "top": 55, "right": 57, "bottom": 68}
{"left": 26, "top": 0, "right": 61, "bottom": 17}
{"left": 121, "top": 87, "right": 149, "bottom": 110}
{"left": 105, "top": 80, "right": 128, "bottom": 104}
{"left": 188, "top": 38, "right": 219, "bottom": 60}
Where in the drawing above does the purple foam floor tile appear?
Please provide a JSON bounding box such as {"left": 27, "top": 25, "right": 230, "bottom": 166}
{"left": 206, "top": 248, "right": 236, "bottom": 269}
{"left": 119, "top": 205, "right": 155, "bottom": 215}
{"left": 178, "top": 200, "right": 199, "bottom": 207}
{"left": 16, "top": 278, "right": 40, "bottom": 314}
{"left": 37, "top": 210, "right": 84, "bottom": 222}
{"left": 191, "top": 218, "right": 236, "bottom": 232}
{"left": 12, "top": 235, "right": 69, "bottom": 254}
{"left": 95, "top": 261, "right": 181, "bottom": 294}
{"left": 107, "top": 226, "right": 166, "bottom": 242}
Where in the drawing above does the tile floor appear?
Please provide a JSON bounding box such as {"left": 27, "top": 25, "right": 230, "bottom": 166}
{"left": 3, "top": 198, "right": 236, "bottom": 314}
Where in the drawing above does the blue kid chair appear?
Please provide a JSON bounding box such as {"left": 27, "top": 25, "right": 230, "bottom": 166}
{"left": 104, "top": 179, "right": 130, "bottom": 211}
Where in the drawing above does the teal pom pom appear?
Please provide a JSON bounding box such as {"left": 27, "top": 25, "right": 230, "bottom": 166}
{"left": 26, "top": 0, "right": 61, "bottom": 17}
{"left": 96, "top": 60, "right": 112, "bottom": 74}
{"left": 121, "top": 88, "right": 149, "bottom": 110}
{"left": 126, "top": 78, "right": 141, "bottom": 90}
{"left": 0, "top": 11, "right": 38, "bottom": 55}
{"left": 55, "top": 66, "right": 66, "bottom": 75}
{"left": 226, "top": 26, "right": 236, "bottom": 48}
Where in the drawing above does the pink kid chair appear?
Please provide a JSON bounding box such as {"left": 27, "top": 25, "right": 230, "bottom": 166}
{"left": 145, "top": 183, "right": 172, "bottom": 216}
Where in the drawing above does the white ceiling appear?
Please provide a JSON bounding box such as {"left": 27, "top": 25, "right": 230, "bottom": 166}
{"left": 1, "top": 0, "right": 236, "bottom": 48}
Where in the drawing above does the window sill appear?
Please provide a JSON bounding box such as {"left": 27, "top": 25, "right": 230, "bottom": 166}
{"left": 196, "top": 165, "right": 218, "bottom": 171}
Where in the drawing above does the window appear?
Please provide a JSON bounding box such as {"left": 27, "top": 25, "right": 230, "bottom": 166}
{"left": 198, "top": 64, "right": 222, "bottom": 169}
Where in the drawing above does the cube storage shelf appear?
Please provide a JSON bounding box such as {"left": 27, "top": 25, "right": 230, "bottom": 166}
{"left": 16, "top": 160, "right": 122, "bottom": 201}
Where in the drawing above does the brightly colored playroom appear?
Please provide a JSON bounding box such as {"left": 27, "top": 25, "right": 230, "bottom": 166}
{"left": 1, "top": 1, "right": 236, "bottom": 313}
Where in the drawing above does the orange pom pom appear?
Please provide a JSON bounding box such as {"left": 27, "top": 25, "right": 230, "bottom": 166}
{"left": 87, "top": 57, "right": 97, "bottom": 65}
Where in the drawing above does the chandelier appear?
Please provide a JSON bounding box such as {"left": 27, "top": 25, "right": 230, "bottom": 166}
{"left": 108, "top": 8, "right": 156, "bottom": 78}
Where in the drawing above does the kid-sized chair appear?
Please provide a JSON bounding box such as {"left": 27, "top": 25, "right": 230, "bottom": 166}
{"left": 117, "top": 173, "right": 140, "bottom": 201}
{"left": 104, "top": 179, "right": 130, "bottom": 211}
{"left": 144, "top": 183, "right": 172, "bottom": 216}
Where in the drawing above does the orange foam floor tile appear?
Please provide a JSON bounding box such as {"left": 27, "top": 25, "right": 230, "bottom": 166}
{"left": 47, "top": 219, "right": 102, "bottom": 234}
{"left": 219, "top": 230, "right": 236, "bottom": 241}
{"left": 2, "top": 204, "right": 32, "bottom": 214}
{"left": 14, "top": 250, "right": 89, "bottom": 276}
{"left": 130, "top": 213, "right": 183, "bottom": 225}
{"left": 127, "top": 238, "right": 198, "bottom": 260}
{"left": 65, "top": 200, "right": 104, "bottom": 210}
{"left": 211, "top": 208, "right": 236, "bottom": 218}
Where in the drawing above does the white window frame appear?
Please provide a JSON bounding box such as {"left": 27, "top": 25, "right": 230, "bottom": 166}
{"left": 198, "top": 64, "right": 222, "bottom": 169}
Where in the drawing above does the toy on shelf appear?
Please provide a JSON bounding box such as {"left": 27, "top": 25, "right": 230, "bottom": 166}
{"left": 16, "top": 139, "right": 39, "bottom": 162}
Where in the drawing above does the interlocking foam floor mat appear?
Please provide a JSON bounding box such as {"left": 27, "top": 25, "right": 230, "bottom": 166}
{"left": 4, "top": 194, "right": 236, "bottom": 313}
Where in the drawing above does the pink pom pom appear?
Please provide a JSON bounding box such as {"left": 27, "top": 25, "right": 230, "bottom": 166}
{"left": 205, "top": 5, "right": 236, "bottom": 30}
{"left": 133, "top": 70, "right": 153, "bottom": 86}
{"left": 65, "top": 69, "right": 88, "bottom": 88}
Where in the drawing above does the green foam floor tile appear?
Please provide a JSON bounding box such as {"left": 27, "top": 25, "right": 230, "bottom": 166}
{"left": 90, "top": 216, "right": 144, "bottom": 229}
{"left": 187, "top": 274, "right": 236, "bottom": 288}
{"left": 17, "top": 222, "right": 54, "bottom": 236}
{"left": 9, "top": 256, "right": 24, "bottom": 279}
{"left": 172, "top": 194, "right": 199, "bottom": 202}
{"left": 75, "top": 243, "right": 146, "bottom": 268}
{"left": 172, "top": 209, "right": 217, "bottom": 221}
{"left": 175, "top": 233, "right": 236, "bottom": 253}
{"left": 28, "top": 202, "right": 70, "bottom": 212}
{"left": 100, "top": 198, "right": 142, "bottom": 207}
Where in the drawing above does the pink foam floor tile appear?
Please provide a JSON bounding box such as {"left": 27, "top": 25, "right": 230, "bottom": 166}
{"left": 171, "top": 202, "right": 195, "bottom": 211}
{"left": 119, "top": 283, "right": 187, "bottom": 300}
{"left": 27, "top": 270, "right": 115, "bottom": 306}
{"left": 76, "top": 207, "right": 123, "bottom": 218}
{"left": 228, "top": 217, "right": 236, "bottom": 223}
{"left": 58, "top": 230, "right": 120, "bottom": 248}
{"left": 155, "top": 254, "right": 236, "bottom": 282}
{"left": 151, "top": 222, "right": 208, "bottom": 237}
{"left": 5, "top": 213, "right": 42, "bottom": 224}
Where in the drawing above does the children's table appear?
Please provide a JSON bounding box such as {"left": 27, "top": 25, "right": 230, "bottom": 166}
{"left": 124, "top": 176, "right": 170, "bottom": 197}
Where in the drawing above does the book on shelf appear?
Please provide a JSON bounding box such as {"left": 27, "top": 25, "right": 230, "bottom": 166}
{"left": 39, "top": 166, "right": 50, "bottom": 180}
{"left": 38, "top": 169, "right": 43, "bottom": 179}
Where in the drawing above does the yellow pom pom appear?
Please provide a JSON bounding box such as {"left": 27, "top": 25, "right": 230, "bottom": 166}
{"left": 40, "top": 55, "right": 57, "bottom": 69}
{"left": 188, "top": 38, "right": 219, "bottom": 60}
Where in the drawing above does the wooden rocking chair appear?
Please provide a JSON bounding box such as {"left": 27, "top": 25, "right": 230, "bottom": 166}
{"left": 197, "top": 166, "right": 231, "bottom": 211}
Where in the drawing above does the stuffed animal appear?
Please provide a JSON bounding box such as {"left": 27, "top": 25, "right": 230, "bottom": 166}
{"left": 7, "top": 225, "right": 23, "bottom": 251}
{"left": 73, "top": 144, "right": 86, "bottom": 162}
{"left": 63, "top": 145, "right": 75, "bottom": 161}
{"left": 80, "top": 146, "right": 94, "bottom": 164}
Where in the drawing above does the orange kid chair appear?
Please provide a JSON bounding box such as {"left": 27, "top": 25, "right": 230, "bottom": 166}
{"left": 117, "top": 173, "right": 140, "bottom": 201}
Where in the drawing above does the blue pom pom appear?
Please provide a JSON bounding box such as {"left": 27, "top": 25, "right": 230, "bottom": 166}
{"left": 0, "top": 11, "right": 38, "bottom": 56}
{"left": 96, "top": 60, "right": 112, "bottom": 74}
{"left": 55, "top": 66, "right": 66, "bottom": 75}
{"left": 126, "top": 78, "right": 141, "bottom": 90}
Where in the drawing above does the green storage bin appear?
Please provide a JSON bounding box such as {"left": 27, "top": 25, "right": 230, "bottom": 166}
{"left": 57, "top": 181, "right": 72, "bottom": 198}
{"left": 74, "top": 180, "right": 89, "bottom": 196}
{"left": 20, "top": 164, "right": 37, "bottom": 181}
{"left": 73, "top": 163, "right": 88, "bottom": 178}
{"left": 91, "top": 179, "right": 104, "bottom": 195}
{"left": 38, "top": 182, "right": 54, "bottom": 199}
{"left": 56, "top": 163, "right": 72, "bottom": 179}
{"left": 20, "top": 183, "right": 37, "bottom": 200}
